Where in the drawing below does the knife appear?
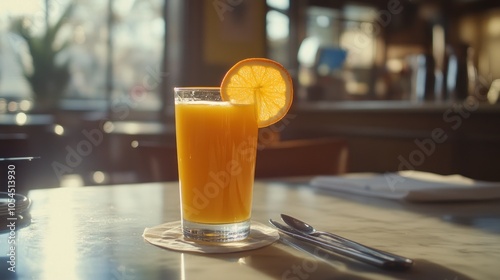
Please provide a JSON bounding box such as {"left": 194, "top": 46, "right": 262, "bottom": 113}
{"left": 0, "top": 156, "right": 40, "bottom": 161}
{"left": 280, "top": 213, "right": 414, "bottom": 265}
{"left": 269, "top": 219, "right": 412, "bottom": 270}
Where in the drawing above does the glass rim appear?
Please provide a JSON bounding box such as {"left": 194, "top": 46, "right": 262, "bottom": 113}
{"left": 174, "top": 87, "right": 220, "bottom": 91}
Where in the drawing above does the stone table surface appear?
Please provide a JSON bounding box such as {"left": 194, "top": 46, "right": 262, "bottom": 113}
{"left": 2, "top": 179, "right": 499, "bottom": 279}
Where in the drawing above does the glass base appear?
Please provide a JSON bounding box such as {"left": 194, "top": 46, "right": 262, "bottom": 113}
{"left": 182, "top": 219, "right": 250, "bottom": 242}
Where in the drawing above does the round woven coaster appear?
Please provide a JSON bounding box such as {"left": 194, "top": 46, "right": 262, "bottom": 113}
{"left": 143, "top": 220, "right": 279, "bottom": 254}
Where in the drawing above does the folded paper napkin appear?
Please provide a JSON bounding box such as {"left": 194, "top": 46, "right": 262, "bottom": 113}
{"left": 310, "top": 171, "right": 500, "bottom": 202}
{"left": 143, "top": 221, "right": 279, "bottom": 253}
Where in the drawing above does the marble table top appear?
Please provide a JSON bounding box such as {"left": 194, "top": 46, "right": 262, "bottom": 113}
{"left": 2, "top": 179, "right": 499, "bottom": 279}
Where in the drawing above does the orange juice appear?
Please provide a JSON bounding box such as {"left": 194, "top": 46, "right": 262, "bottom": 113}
{"left": 175, "top": 101, "right": 258, "bottom": 224}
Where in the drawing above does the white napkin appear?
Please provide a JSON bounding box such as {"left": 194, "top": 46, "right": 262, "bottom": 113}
{"left": 310, "top": 171, "right": 500, "bottom": 202}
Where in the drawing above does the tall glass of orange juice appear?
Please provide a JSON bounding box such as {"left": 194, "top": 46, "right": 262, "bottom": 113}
{"left": 174, "top": 87, "right": 258, "bottom": 242}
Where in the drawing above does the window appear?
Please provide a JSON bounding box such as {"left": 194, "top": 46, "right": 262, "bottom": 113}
{"left": 297, "top": 4, "right": 380, "bottom": 100}
{"left": 266, "top": 0, "right": 291, "bottom": 68}
{"left": 0, "top": 0, "right": 164, "bottom": 113}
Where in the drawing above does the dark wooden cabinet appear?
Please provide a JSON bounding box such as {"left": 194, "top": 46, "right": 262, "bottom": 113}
{"left": 283, "top": 100, "right": 500, "bottom": 181}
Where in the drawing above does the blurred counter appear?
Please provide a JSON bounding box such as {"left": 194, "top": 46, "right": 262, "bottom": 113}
{"left": 295, "top": 100, "right": 500, "bottom": 113}
{"left": 284, "top": 100, "right": 500, "bottom": 181}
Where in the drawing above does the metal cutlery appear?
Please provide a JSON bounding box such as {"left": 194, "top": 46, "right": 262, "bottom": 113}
{"left": 269, "top": 219, "right": 413, "bottom": 270}
{"left": 280, "top": 214, "right": 413, "bottom": 266}
{"left": 0, "top": 156, "right": 40, "bottom": 161}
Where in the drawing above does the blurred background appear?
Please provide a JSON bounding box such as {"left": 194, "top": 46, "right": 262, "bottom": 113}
{"left": 1, "top": 0, "right": 500, "bottom": 193}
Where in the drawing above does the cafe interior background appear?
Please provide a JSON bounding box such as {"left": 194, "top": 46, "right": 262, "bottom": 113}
{"left": 1, "top": 0, "right": 499, "bottom": 194}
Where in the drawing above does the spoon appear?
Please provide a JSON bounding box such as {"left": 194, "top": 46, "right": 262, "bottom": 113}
{"left": 268, "top": 219, "right": 391, "bottom": 269}
{"left": 281, "top": 214, "right": 413, "bottom": 266}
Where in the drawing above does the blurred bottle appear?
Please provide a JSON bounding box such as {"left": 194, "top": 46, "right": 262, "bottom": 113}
{"left": 443, "top": 43, "right": 475, "bottom": 101}
{"left": 405, "top": 53, "right": 435, "bottom": 102}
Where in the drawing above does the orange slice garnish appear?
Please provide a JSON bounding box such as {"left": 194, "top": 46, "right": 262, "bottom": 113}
{"left": 220, "top": 58, "right": 293, "bottom": 128}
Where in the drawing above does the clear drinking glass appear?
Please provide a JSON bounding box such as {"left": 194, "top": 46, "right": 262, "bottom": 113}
{"left": 174, "top": 87, "right": 258, "bottom": 242}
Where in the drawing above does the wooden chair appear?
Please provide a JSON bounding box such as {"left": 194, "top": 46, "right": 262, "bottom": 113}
{"left": 255, "top": 138, "right": 348, "bottom": 178}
